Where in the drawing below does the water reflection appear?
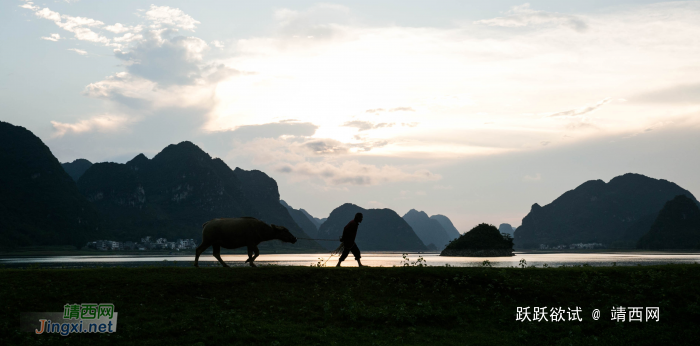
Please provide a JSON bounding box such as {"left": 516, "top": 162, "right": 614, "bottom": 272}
{"left": 1, "top": 252, "right": 700, "bottom": 268}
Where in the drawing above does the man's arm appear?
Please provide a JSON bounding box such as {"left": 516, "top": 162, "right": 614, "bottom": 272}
{"left": 340, "top": 220, "right": 353, "bottom": 242}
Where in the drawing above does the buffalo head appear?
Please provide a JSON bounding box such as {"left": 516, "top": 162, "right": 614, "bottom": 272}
{"left": 271, "top": 224, "right": 297, "bottom": 244}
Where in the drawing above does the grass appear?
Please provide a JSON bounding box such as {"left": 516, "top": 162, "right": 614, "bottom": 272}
{"left": 1, "top": 263, "right": 700, "bottom": 345}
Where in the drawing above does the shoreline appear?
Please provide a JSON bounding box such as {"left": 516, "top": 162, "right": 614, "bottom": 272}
{"left": 2, "top": 248, "right": 700, "bottom": 257}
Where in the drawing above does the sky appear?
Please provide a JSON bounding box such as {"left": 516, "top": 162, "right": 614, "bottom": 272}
{"left": 2, "top": 0, "right": 700, "bottom": 233}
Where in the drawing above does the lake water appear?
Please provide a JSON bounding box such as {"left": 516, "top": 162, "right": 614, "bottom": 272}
{"left": 2, "top": 252, "right": 700, "bottom": 268}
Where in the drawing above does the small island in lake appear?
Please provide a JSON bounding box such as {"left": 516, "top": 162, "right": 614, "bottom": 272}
{"left": 440, "top": 223, "right": 514, "bottom": 257}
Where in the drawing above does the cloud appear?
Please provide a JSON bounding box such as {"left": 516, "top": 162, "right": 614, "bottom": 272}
{"left": 342, "top": 120, "right": 395, "bottom": 131}
{"left": 622, "top": 120, "right": 675, "bottom": 138}
{"left": 522, "top": 173, "right": 542, "bottom": 182}
{"left": 50, "top": 115, "right": 131, "bottom": 137}
{"left": 49, "top": 14, "right": 107, "bottom": 43}
{"left": 631, "top": 83, "right": 700, "bottom": 104}
{"left": 105, "top": 23, "right": 137, "bottom": 34}
{"left": 22, "top": 1, "right": 700, "bottom": 166}
{"left": 433, "top": 185, "right": 453, "bottom": 190}
{"left": 20, "top": 1, "right": 39, "bottom": 11}
{"left": 115, "top": 33, "right": 209, "bottom": 85}
{"left": 23, "top": 3, "right": 204, "bottom": 53}
{"left": 229, "top": 135, "right": 392, "bottom": 178}
{"left": 389, "top": 107, "right": 415, "bottom": 112}
{"left": 144, "top": 5, "right": 200, "bottom": 31}
{"left": 546, "top": 98, "right": 612, "bottom": 118}
{"left": 204, "top": 64, "right": 247, "bottom": 84}
{"left": 83, "top": 71, "right": 219, "bottom": 112}
{"left": 226, "top": 137, "right": 309, "bottom": 165}
{"left": 113, "top": 32, "right": 144, "bottom": 44}
{"left": 33, "top": 8, "right": 60, "bottom": 21}
{"left": 208, "top": 2, "right": 700, "bottom": 156}
{"left": 211, "top": 40, "right": 224, "bottom": 49}
{"left": 41, "top": 33, "right": 61, "bottom": 41}
{"left": 475, "top": 3, "right": 588, "bottom": 32}
{"left": 365, "top": 107, "right": 414, "bottom": 113}
{"left": 273, "top": 3, "right": 350, "bottom": 39}
{"left": 25, "top": 5, "right": 111, "bottom": 45}
{"left": 304, "top": 139, "right": 349, "bottom": 155}
{"left": 223, "top": 133, "right": 401, "bottom": 187}
{"left": 84, "top": 72, "right": 154, "bottom": 104}
{"left": 21, "top": 2, "right": 229, "bottom": 125}
{"left": 224, "top": 121, "right": 318, "bottom": 141}
{"left": 566, "top": 121, "right": 599, "bottom": 131}
{"left": 67, "top": 48, "right": 87, "bottom": 55}
{"left": 350, "top": 139, "right": 389, "bottom": 152}
{"left": 275, "top": 160, "right": 441, "bottom": 186}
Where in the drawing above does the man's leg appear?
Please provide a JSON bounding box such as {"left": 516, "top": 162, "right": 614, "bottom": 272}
{"left": 350, "top": 244, "right": 363, "bottom": 267}
{"left": 336, "top": 243, "right": 351, "bottom": 267}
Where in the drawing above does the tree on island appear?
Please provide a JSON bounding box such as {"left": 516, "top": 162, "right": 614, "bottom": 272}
{"left": 441, "top": 223, "right": 514, "bottom": 257}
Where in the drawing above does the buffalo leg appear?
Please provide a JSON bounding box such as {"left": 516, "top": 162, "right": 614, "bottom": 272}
{"left": 213, "top": 244, "right": 229, "bottom": 267}
{"left": 252, "top": 246, "right": 260, "bottom": 262}
{"left": 245, "top": 247, "right": 252, "bottom": 263}
{"left": 194, "top": 241, "right": 211, "bottom": 267}
{"left": 251, "top": 246, "right": 260, "bottom": 267}
{"left": 245, "top": 245, "right": 258, "bottom": 267}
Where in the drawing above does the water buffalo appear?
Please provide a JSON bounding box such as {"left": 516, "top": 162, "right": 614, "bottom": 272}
{"left": 194, "top": 217, "right": 297, "bottom": 267}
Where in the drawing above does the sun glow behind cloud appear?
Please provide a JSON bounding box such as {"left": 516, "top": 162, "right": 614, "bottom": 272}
{"left": 203, "top": 2, "right": 700, "bottom": 158}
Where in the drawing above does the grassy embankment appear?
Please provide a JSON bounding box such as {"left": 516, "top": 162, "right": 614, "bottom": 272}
{"left": 2, "top": 262, "right": 700, "bottom": 346}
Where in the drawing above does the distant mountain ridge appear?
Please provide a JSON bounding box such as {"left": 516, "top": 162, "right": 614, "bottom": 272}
{"left": 61, "top": 159, "right": 92, "bottom": 182}
{"left": 430, "top": 214, "right": 461, "bottom": 240}
{"left": 77, "top": 141, "right": 323, "bottom": 251}
{"left": 280, "top": 200, "right": 319, "bottom": 239}
{"left": 300, "top": 208, "right": 327, "bottom": 228}
{"left": 0, "top": 121, "right": 101, "bottom": 248}
{"left": 637, "top": 195, "right": 700, "bottom": 249}
{"left": 498, "top": 223, "right": 515, "bottom": 236}
{"left": 514, "top": 173, "right": 699, "bottom": 248}
{"left": 317, "top": 203, "right": 427, "bottom": 251}
{"left": 403, "top": 209, "right": 452, "bottom": 250}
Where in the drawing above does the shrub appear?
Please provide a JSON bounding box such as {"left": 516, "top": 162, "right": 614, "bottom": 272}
{"left": 445, "top": 223, "right": 514, "bottom": 250}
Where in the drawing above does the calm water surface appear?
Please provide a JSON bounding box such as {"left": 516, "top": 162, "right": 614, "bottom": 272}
{"left": 2, "top": 252, "right": 700, "bottom": 268}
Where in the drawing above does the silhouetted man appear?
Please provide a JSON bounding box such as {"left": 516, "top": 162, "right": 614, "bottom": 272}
{"left": 336, "top": 212, "right": 364, "bottom": 267}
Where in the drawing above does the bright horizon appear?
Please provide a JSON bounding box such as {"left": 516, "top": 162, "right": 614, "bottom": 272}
{"left": 3, "top": 0, "right": 700, "bottom": 232}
